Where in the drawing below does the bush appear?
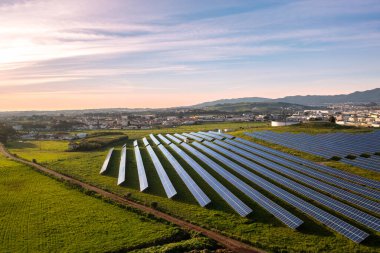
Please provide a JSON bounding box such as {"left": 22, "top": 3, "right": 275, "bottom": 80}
{"left": 360, "top": 153, "right": 371, "bottom": 158}
{"left": 125, "top": 192, "right": 132, "bottom": 199}
{"left": 345, "top": 154, "right": 356, "bottom": 160}
{"left": 32, "top": 159, "right": 37, "bottom": 163}
{"left": 330, "top": 156, "right": 341, "bottom": 161}
{"left": 151, "top": 202, "right": 158, "bottom": 209}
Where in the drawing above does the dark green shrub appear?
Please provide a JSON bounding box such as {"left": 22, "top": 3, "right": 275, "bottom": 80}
{"left": 330, "top": 156, "right": 341, "bottom": 161}
{"left": 345, "top": 154, "right": 356, "bottom": 160}
{"left": 151, "top": 202, "right": 158, "bottom": 209}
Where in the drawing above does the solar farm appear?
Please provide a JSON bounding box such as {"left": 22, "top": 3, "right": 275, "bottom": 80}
{"left": 100, "top": 130, "right": 380, "bottom": 244}
{"left": 247, "top": 131, "right": 380, "bottom": 172}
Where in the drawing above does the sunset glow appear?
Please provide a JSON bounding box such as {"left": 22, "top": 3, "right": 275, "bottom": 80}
{"left": 1, "top": 0, "right": 380, "bottom": 110}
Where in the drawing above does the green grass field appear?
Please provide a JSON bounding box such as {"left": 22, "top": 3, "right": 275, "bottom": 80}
{"left": 7, "top": 122, "right": 380, "bottom": 253}
{"left": 0, "top": 154, "right": 218, "bottom": 252}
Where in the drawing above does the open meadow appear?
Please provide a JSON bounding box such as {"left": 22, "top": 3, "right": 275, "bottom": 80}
{"left": 7, "top": 122, "right": 380, "bottom": 253}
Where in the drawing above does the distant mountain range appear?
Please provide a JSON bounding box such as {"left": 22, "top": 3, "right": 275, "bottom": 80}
{"left": 200, "top": 102, "right": 313, "bottom": 113}
{"left": 194, "top": 88, "right": 380, "bottom": 107}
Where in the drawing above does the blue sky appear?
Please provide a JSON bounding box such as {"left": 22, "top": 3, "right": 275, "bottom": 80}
{"left": 0, "top": 0, "right": 379, "bottom": 110}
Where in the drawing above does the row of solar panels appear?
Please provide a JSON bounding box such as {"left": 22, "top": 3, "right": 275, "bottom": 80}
{"left": 99, "top": 131, "right": 380, "bottom": 243}
{"left": 247, "top": 130, "right": 380, "bottom": 171}
{"left": 175, "top": 132, "right": 379, "bottom": 243}
{"left": 248, "top": 130, "right": 380, "bottom": 157}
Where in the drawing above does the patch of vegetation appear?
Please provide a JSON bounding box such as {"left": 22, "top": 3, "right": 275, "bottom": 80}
{"left": 0, "top": 123, "right": 17, "bottom": 143}
{"left": 346, "top": 154, "right": 357, "bottom": 160}
{"left": 131, "top": 237, "right": 217, "bottom": 253}
{"left": 330, "top": 156, "right": 341, "bottom": 161}
{"left": 203, "top": 102, "right": 312, "bottom": 113}
{"left": 0, "top": 155, "right": 188, "bottom": 252}
{"left": 68, "top": 133, "right": 129, "bottom": 151}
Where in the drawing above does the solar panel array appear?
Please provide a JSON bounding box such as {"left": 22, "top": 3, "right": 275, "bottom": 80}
{"left": 143, "top": 137, "right": 177, "bottom": 198}
{"left": 134, "top": 140, "right": 148, "bottom": 192}
{"left": 341, "top": 157, "right": 380, "bottom": 173}
{"left": 182, "top": 133, "right": 203, "bottom": 142}
{"left": 200, "top": 141, "right": 369, "bottom": 242}
{"left": 166, "top": 134, "right": 183, "bottom": 144}
{"left": 157, "top": 134, "right": 172, "bottom": 145}
{"left": 149, "top": 135, "right": 211, "bottom": 207}
{"left": 98, "top": 129, "right": 380, "bottom": 243}
{"left": 214, "top": 140, "right": 380, "bottom": 214}
{"left": 224, "top": 139, "right": 380, "bottom": 201}
{"left": 174, "top": 133, "right": 187, "bottom": 141}
{"left": 242, "top": 133, "right": 380, "bottom": 189}
{"left": 169, "top": 142, "right": 252, "bottom": 217}
{"left": 191, "top": 132, "right": 214, "bottom": 141}
{"left": 191, "top": 141, "right": 303, "bottom": 229}
{"left": 247, "top": 130, "right": 380, "bottom": 171}
{"left": 200, "top": 131, "right": 224, "bottom": 140}
{"left": 99, "top": 147, "right": 114, "bottom": 174}
{"left": 117, "top": 144, "right": 127, "bottom": 185}
{"left": 211, "top": 140, "right": 380, "bottom": 232}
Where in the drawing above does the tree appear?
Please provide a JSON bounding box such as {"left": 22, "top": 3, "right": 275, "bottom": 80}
{"left": 0, "top": 123, "right": 16, "bottom": 143}
{"left": 328, "top": 116, "right": 336, "bottom": 123}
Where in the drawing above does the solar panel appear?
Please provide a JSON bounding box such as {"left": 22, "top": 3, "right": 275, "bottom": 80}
{"left": 157, "top": 134, "right": 171, "bottom": 145}
{"left": 166, "top": 134, "right": 182, "bottom": 144}
{"left": 189, "top": 142, "right": 303, "bottom": 229}
{"left": 134, "top": 140, "right": 148, "bottom": 191}
{"left": 143, "top": 137, "right": 177, "bottom": 198}
{"left": 149, "top": 134, "right": 161, "bottom": 146}
{"left": 214, "top": 140, "right": 380, "bottom": 214}
{"left": 243, "top": 133, "right": 380, "bottom": 189}
{"left": 201, "top": 141, "right": 369, "bottom": 242}
{"left": 174, "top": 133, "right": 188, "bottom": 141}
{"left": 117, "top": 144, "right": 127, "bottom": 185}
{"left": 191, "top": 132, "right": 214, "bottom": 141}
{"left": 168, "top": 143, "right": 252, "bottom": 217}
{"left": 209, "top": 131, "right": 234, "bottom": 139}
{"left": 182, "top": 133, "right": 204, "bottom": 142}
{"left": 142, "top": 137, "right": 150, "bottom": 147}
{"left": 225, "top": 139, "right": 380, "bottom": 201}
{"left": 150, "top": 137, "right": 210, "bottom": 207}
{"left": 99, "top": 147, "right": 114, "bottom": 174}
{"left": 205, "top": 141, "right": 380, "bottom": 232}
{"left": 200, "top": 131, "right": 225, "bottom": 140}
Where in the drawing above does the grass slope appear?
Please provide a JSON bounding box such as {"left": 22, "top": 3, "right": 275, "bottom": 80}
{"left": 0, "top": 154, "right": 189, "bottom": 252}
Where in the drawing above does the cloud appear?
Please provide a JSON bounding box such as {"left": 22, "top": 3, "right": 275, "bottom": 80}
{"left": 0, "top": 0, "right": 380, "bottom": 110}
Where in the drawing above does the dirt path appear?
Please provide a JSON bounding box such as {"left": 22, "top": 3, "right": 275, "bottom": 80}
{"left": 0, "top": 144, "right": 264, "bottom": 253}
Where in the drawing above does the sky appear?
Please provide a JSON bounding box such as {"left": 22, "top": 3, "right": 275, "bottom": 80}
{"left": 0, "top": 0, "right": 380, "bottom": 111}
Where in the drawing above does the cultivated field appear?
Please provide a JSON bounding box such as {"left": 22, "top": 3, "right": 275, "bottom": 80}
{"left": 0, "top": 153, "right": 216, "bottom": 252}
{"left": 7, "top": 122, "right": 380, "bottom": 252}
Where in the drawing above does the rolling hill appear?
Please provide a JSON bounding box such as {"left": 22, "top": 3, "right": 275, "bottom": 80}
{"left": 194, "top": 88, "right": 380, "bottom": 107}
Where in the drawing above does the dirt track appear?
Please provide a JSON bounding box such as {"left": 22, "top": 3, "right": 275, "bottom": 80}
{"left": 0, "top": 144, "right": 264, "bottom": 253}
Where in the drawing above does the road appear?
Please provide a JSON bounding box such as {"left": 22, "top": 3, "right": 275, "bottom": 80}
{"left": 0, "top": 144, "right": 264, "bottom": 253}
